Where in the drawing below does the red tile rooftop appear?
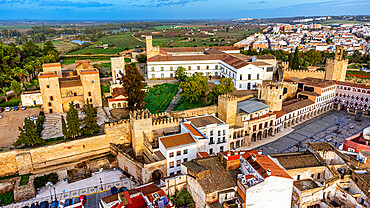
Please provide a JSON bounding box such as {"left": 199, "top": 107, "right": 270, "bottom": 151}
{"left": 183, "top": 122, "right": 203, "bottom": 137}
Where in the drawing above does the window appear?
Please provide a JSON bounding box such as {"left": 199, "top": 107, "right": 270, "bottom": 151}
{"left": 49, "top": 109, "right": 53, "bottom": 113}
{"left": 177, "top": 160, "right": 181, "bottom": 167}
{"left": 161, "top": 67, "right": 164, "bottom": 71}
{"left": 188, "top": 66, "right": 191, "bottom": 71}
{"left": 215, "top": 65, "right": 218, "bottom": 70}
{"left": 239, "top": 84, "right": 242, "bottom": 89}
{"left": 215, "top": 72, "right": 218, "bottom": 76}
{"left": 152, "top": 74, "right": 155, "bottom": 78}
{"left": 247, "top": 83, "right": 251, "bottom": 90}
{"left": 257, "top": 74, "right": 260, "bottom": 79}
{"left": 88, "top": 92, "right": 91, "bottom": 96}
{"left": 183, "top": 158, "right": 188, "bottom": 162}
{"left": 206, "top": 65, "right": 209, "bottom": 69}
{"left": 223, "top": 130, "right": 226, "bottom": 135}
{"left": 240, "top": 74, "right": 243, "bottom": 80}
{"left": 317, "top": 173, "right": 321, "bottom": 179}
{"left": 183, "top": 149, "right": 188, "bottom": 154}
{"left": 170, "top": 172, "right": 174, "bottom": 176}
{"left": 210, "top": 130, "right": 213, "bottom": 136}
{"left": 48, "top": 102, "right": 52, "bottom": 107}
{"left": 169, "top": 162, "right": 174, "bottom": 168}
{"left": 170, "top": 73, "right": 173, "bottom": 78}
{"left": 90, "top": 98, "right": 92, "bottom": 102}
{"left": 92, "top": 80, "right": 95, "bottom": 83}
{"left": 177, "top": 170, "right": 181, "bottom": 174}
{"left": 311, "top": 174, "right": 314, "bottom": 178}
{"left": 197, "top": 66, "right": 200, "bottom": 70}
{"left": 209, "top": 148, "right": 213, "bottom": 155}
{"left": 210, "top": 137, "right": 214, "bottom": 144}
{"left": 248, "top": 74, "right": 251, "bottom": 80}
{"left": 169, "top": 152, "right": 174, "bottom": 158}
{"left": 151, "top": 67, "right": 154, "bottom": 71}
{"left": 161, "top": 74, "right": 164, "bottom": 78}
{"left": 74, "top": 92, "right": 77, "bottom": 96}
{"left": 218, "top": 130, "right": 221, "bottom": 136}
{"left": 297, "top": 175, "right": 300, "bottom": 180}
{"left": 267, "top": 67, "right": 273, "bottom": 72}
{"left": 170, "top": 67, "right": 173, "bottom": 71}
{"left": 47, "top": 85, "right": 50, "bottom": 88}
{"left": 177, "top": 151, "right": 181, "bottom": 156}
{"left": 220, "top": 146, "right": 224, "bottom": 152}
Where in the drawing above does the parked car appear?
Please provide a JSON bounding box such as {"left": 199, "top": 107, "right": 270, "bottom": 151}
{"left": 111, "top": 186, "right": 119, "bottom": 195}
{"left": 50, "top": 201, "right": 59, "bottom": 208}
{"left": 22, "top": 206, "right": 30, "bottom": 208}
{"left": 119, "top": 187, "right": 128, "bottom": 193}
{"left": 64, "top": 198, "right": 73, "bottom": 206}
{"left": 0, "top": 108, "right": 4, "bottom": 113}
{"left": 13, "top": 106, "right": 19, "bottom": 111}
{"left": 79, "top": 195, "right": 86, "bottom": 204}
{"left": 39, "top": 201, "right": 49, "bottom": 208}
{"left": 21, "top": 106, "right": 27, "bottom": 110}
{"left": 4, "top": 107, "right": 11, "bottom": 112}
{"left": 30, "top": 202, "right": 39, "bottom": 208}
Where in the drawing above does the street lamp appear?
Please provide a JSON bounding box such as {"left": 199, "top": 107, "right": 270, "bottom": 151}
{"left": 53, "top": 186, "right": 57, "bottom": 203}
{"left": 100, "top": 178, "right": 103, "bottom": 191}
{"left": 46, "top": 182, "right": 54, "bottom": 202}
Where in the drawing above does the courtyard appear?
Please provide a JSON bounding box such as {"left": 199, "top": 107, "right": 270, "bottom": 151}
{"left": 256, "top": 110, "right": 370, "bottom": 155}
{"left": 0, "top": 108, "right": 42, "bottom": 149}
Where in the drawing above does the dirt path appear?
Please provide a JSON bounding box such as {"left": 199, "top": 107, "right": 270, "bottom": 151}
{"left": 132, "top": 33, "right": 146, "bottom": 43}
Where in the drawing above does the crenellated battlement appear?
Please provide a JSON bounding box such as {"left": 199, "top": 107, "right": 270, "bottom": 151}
{"left": 218, "top": 94, "right": 238, "bottom": 101}
{"left": 152, "top": 112, "right": 171, "bottom": 119}
{"left": 284, "top": 69, "right": 326, "bottom": 74}
{"left": 152, "top": 117, "right": 180, "bottom": 126}
{"left": 104, "top": 119, "right": 129, "bottom": 128}
{"left": 130, "top": 109, "right": 152, "bottom": 120}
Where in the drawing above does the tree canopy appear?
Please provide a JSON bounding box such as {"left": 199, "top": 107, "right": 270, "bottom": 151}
{"left": 14, "top": 117, "right": 44, "bottom": 148}
{"left": 119, "top": 64, "right": 146, "bottom": 108}
{"left": 82, "top": 100, "right": 99, "bottom": 135}
{"left": 207, "top": 78, "right": 235, "bottom": 103}
{"left": 179, "top": 73, "right": 209, "bottom": 103}
{"left": 174, "top": 66, "right": 187, "bottom": 82}
{"left": 66, "top": 102, "right": 82, "bottom": 139}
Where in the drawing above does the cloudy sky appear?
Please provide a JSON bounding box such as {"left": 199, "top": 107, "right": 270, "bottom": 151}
{"left": 0, "top": 0, "right": 369, "bottom": 20}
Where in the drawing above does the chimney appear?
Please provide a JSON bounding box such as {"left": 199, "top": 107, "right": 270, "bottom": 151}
{"left": 266, "top": 168, "right": 271, "bottom": 176}
{"left": 251, "top": 154, "right": 257, "bottom": 161}
{"left": 258, "top": 150, "right": 263, "bottom": 155}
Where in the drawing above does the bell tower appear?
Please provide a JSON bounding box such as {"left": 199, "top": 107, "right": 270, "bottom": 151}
{"left": 324, "top": 46, "right": 348, "bottom": 81}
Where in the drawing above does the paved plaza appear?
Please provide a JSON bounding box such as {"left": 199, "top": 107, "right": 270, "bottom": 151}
{"left": 6, "top": 170, "right": 136, "bottom": 208}
{"left": 255, "top": 110, "right": 370, "bottom": 155}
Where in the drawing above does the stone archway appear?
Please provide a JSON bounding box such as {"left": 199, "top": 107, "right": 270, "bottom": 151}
{"left": 152, "top": 170, "right": 162, "bottom": 185}
{"left": 263, "top": 129, "right": 268, "bottom": 138}
{"left": 252, "top": 133, "right": 257, "bottom": 142}
{"left": 268, "top": 128, "right": 273, "bottom": 136}
{"left": 257, "top": 131, "right": 262, "bottom": 140}
{"left": 230, "top": 142, "right": 235, "bottom": 149}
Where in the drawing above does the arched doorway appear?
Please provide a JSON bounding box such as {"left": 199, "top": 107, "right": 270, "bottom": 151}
{"left": 263, "top": 129, "right": 267, "bottom": 138}
{"left": 230, "top": 142, "right": 235, "bottom": 149}
{"left": 152, "top": 170, "right": 162, "bottom": 185}
{"left": 268, "top": 128, "right": 273, "bottom": 136}
{"left": 252, "top": 133, "right": 257, "bottom": 142}
{"left": 257, "top": 131, "right": 262, "bottom": 140}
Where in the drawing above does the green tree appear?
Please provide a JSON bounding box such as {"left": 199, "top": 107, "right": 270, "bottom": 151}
{"left": 10, "top": 80, "right": 22, "bottom": 98}
{"left": 180, "top": 73, "right": 209, "bottom": 103}
{"left": 82, "top": 100, "right": 99, "bottom": 135}
{"left": 207, "top": 77, "right": 235, "bottom": 103}
{"left": 137, "top": 54, "right": 147, "bottom": 63}
{"left": 0, "top": 87, "right": 9, "bottom": 102}
{"left": 31, "top": 79, "right": 39, "bottom": 87}
{"left": 66, "top": 101, "right": 82, "bottom": 139}
{"left": 292, "top": 47, "right": 300, "bottom": 69}
{"left": 14, "top": 118, "right": 44, "bottom": 148}
{"left": 174, "top": 189, "right": 194, "bottom": 207}
{"left": 61, "top": 115, "right": 69, "bottom": 139}
{"left": 23, "top": 82, "right": 31, "bottom": 90}
{"left": 119, "top": 64, "right": 146, "bottom": 108}
{"left": 288, "top": 53, "right": 293, "bottom": 69}
{"left": 174, "top": 66, "right": 187, "bottom": 82}
{"left": 302, "top": 49, "right": 322, "bottom": 66}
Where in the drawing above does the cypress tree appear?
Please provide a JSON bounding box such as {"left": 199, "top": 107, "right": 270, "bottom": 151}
{"left": 288, "top": 53, "right": 293, "bottom": 69}
{"left": 66, "top": 101, "right": 82, "bottom": 139}
{"left": 292, "top": 47, "right": 300, "bottom": 69}
{"left": 61, "top": 115, "right": 68, "bottom": 139}
{"left": 14, "top": 118, "right": 44, "bottom": 147}
{"left": 82, "top": 100, "right": 99, "bottom": 135}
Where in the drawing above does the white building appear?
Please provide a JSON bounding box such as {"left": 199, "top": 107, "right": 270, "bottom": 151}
{"left": 159, "top": 133, "right": 197, "bottom": 176}
{"left": 182, "top": 114, "right": 229, "bottom": 155}
{"left": 146, "top": 36, "right": 275, "bottom": 90}
{"left": 21, "top": 90, "right": 43, "bottom": 106}
{"left": 237, "top": 150, "right": 293, "bottom": 208}
{"left": 111, "top": 57, "right": 125, "bottom": 84}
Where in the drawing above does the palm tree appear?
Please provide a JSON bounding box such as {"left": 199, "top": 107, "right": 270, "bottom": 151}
{"left": 13, "top": 67, "right": 29, "bottom": 83}
{"left": 0, "top": 87, "right": 9, "bottom": 102}
{"left": 31, "top": 79, "right": 39, "bottom": 88}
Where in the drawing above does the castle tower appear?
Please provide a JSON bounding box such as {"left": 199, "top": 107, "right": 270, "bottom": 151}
{"left": 324, "top": 46, "right": 348, "bottom": 81}
{"left": 111, "top": 57, "right": 125, "bottom": 84}
{"left": 146, "top": 36, "right": 160, "bottom": 59}
{"left": 258, "top": 82, "right": 283, "bottom": 112}
{"left": 218, "top": 94, "right": 237, "bottom": 126}
{"left": 130, "top": 109, "right": 153, "bottom": 157}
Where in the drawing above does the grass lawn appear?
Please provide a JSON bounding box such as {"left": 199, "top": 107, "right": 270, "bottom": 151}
{"left": 144, "top": 83, "right": 179, "bottom": 114}
{"left": 67, "top": 33, "right": 145, "bottom": 55}
{"left": 101, "top": 81, "right": 111, "bottom": 94}
{"left": 61, "top": 58, "right": 111, "bottom": 65}
{"left": 0, "top": 98, "right": 21, "bottom": 107}
{"left": 174, "top": 97, "right": 210, "bottom": 111}
{"left": 19, "top": 174, "right": 30, "bottom": 186}
{"left": 99, "top": 62, "right": 111, "bottom": 68}
{"left": 0, "top": 191, "right": 14, "bottom": 206}
{"left": 347, "top": 70, "right": 370, "bottom": 75}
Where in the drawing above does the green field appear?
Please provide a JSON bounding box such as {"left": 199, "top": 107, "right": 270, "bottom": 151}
{"left": 101, "top": 81, "right": 111, "bottom": 94}
{"left": 318, "top": 20, "right": 368, "bottom": 25}
{"left": 144, "top": 83, "right": 179, "bottom": 114}
{"left": 61, "top": 58, "right": 111, "bottom": 65}
{"left": 0, "top": 25, "right": 35, "bottom": 30}
{"left": 67, "top": 33, "right": 145, "bottom": 55}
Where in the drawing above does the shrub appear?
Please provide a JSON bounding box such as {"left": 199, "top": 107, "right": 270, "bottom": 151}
{"left": 0, "top": 191, "right": 14, "bottom": 206}
{"left": 34, "top": 173, "right": 59, "bottom": 189}
{"left": 20, "top": 174, "right": 30, "bottom": 186}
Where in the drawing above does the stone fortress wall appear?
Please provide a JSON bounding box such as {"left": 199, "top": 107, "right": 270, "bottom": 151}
{"left": 283, "top": 69, "right": 326, "bottom": 81}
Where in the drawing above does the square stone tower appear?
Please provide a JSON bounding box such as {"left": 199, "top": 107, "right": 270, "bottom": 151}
{"left": 218, "top": 94, "right": 237, "bottom": 126}
{"left": 146, "top": 36, "right": 160, "bottom": 59}
{"left": 130, "top": 109, "right": 153, "bottom": 157}
{"left": 324, "top": 46, "right": 348, "bottom": 81}
{"left": 258, "top": 82, "right": 283, "bottom": 112}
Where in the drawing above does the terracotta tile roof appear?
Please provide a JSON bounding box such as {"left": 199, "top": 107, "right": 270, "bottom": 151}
{"left": 38, "top": 72, "right": 58, "bottom": 78}
{"left": 112, "top": 87, "right": 127, "bottom": 98}
{"left": 186, "top": 115, "right": 224, "bottom": 128}
{"left": 299, "top": 91, "right": 321, "bottom": 97}
{"left": 298, "top": 77, "right": 336, "bottom": 88}
{"left": 59, "top": 79, "right": 82, "bottom": 88}
{"left": 42, "top": 63, "right": 61, "bottom": 68}
{"left": 270, "top": 151, "right": 324, "bottom": 170}
{"left": 336, "top": 81, "right": 370, "bottom": 90}
{"left": 277, "top": 99, "right": 315, "bottom": 115}
{"left": 308, "top": 142, "right": 335, "bottom": 151}
{"left": 182, "top": 123, "right": 202, "bottom": 137}
{"left": 197, "top": 152, "right": 211, "bottom": 158}
{"left": 249, "top": 61, "right": 272, "bottom": 67}
{"left": 221, "top": 55, "right": 249, "bottom": 69}
{"left": 148, "top": 54, "right": 225, "bottom": 62}
{"left": 160, "top": 46, "right": 239, "bottom": 53}
{"left": 242, "top": 151, "right": 292, "bottom": 179}
{"left": 79, "top": 69, "right": 99, "bottom": 74}
{"left": 160, "top": 133, "right": 196, "bottom": 149}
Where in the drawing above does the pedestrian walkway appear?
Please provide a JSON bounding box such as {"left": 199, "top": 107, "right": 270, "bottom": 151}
{"left": 165, "top": 89, "right": 182, "bottom": 112}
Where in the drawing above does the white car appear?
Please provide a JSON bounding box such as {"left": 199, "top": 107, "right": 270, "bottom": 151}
{"left": 4, "top": 107, "right": 11, "bottom": 112}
